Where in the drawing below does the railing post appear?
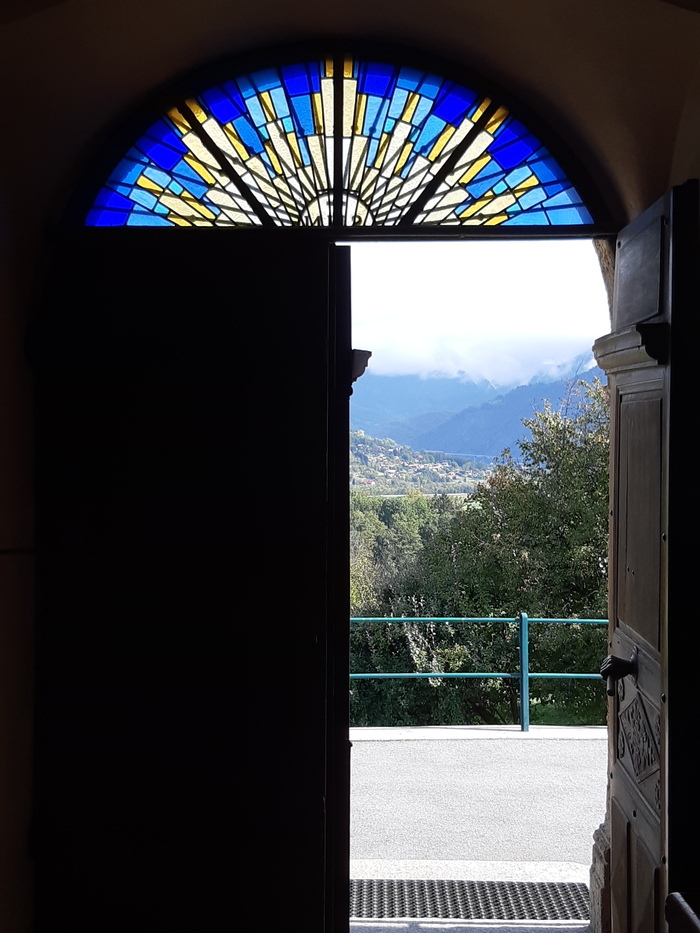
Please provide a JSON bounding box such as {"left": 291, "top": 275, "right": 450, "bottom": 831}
{"left": 518, "top": 612, "right": 530, "bottom": 732}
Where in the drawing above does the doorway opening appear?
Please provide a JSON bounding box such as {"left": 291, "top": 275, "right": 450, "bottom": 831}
{"left": 348, "top": 238, "right": 610, "bottom": 903}
{"left": 67, "top": 42, "right": 622, "bottom": 931}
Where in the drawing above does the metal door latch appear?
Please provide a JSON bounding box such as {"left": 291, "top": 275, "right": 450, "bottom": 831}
{"left": 601, "top": 651, "right": 637, "bottom": 696}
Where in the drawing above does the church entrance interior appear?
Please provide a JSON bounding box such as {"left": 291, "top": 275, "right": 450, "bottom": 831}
{"left": 24, "top": 36, "right": 699, "bottom": 933}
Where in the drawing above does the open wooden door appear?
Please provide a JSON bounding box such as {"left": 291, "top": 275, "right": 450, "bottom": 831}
{"left": 29, "top": 230, "right": 351, "bottom": 932}
{"left": 595, "top": 181, "right": 699, "bottom": 933}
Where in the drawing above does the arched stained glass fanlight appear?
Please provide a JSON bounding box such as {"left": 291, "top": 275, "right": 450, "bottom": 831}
{"left": 87, "top": 56, "right": 594, "bottom": 228}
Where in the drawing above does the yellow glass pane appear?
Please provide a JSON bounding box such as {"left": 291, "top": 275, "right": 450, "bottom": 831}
{"left": 514, "top": 173, "right": 538, "bottom": 195}
{"left": 223, "top": 125, "right": 250, "bottom": 162}
{"left": 136, "top": 175, "right": 163, "bottom": 194}
{"left": 428, "top": 125, "right": 455, "bottom": 162}
{"left": 260, "top": 91, "right": 275, "bottom": 122}
{"left": 459, "top": 153, "right": 491, "bottom": 185}
{"left": 461, "top": 195, "right": 489, "bottom": 219}
{"left": 374, "top": 133, "right": 390, "bottom": 169}
{"left": 183, "top": 100, "right": 207, "bottom": 125}
{"left": 354, "top": 94, "right": 367, "bottom": 136}
{"left": 395, "top": 141, "right": 413, "bottom": 176}
{"left": 264, "top": 141, "right": 283, "bottom": 176}
{"left": 312, "top": 92, "right": 324, "bottom": 134}
{"left": 472, "top": 97, "right": 492, "bottom": 123}
{"left": 286, "top": 132, "right": 303, "bottom": 168}
{"left": 485, "top": 106, "right": 509, "bottom": 134}
{"left": 184, "top": 154, "right": 217, "bottom": 185}
{"left": 167, "top": 107, "right": 191, "bottom": 134}
{"left": 160, "top": 194, "right": 201, "bottom": 219}
{"left": 401, "top": 92, "right": 419, "bottom": 123}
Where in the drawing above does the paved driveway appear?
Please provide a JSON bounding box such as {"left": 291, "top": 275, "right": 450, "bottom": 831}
{"left": 350, "top": 725, "right": 608, "bottom": 883}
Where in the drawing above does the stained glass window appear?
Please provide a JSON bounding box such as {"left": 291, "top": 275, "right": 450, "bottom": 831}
{"left": 86, "top": 56, "right": 594, "bottom": 228}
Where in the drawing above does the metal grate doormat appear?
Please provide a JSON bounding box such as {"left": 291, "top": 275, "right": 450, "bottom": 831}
{"left": 349, "top": 879, "right": 589, "bottom": 921}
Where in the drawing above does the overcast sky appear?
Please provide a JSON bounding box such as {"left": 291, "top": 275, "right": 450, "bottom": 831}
{"left": 350, "top": 240, "right": 610, "bottom": 387}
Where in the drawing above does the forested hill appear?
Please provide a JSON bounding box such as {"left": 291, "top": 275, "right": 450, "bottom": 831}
{"left": 350, "top": 431, "right": 489, "bottom": 495}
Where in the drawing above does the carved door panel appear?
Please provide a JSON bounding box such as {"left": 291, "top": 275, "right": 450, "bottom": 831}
{"left": 595, "top": 181, "right": 699, "bottom": 933}
{"left": 609, "top": 373, "right": 665, "bottom": 933}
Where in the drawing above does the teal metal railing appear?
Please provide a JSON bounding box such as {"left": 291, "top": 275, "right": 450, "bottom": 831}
{"left": 350, "top": 613, "right": 607, "bottom": 731}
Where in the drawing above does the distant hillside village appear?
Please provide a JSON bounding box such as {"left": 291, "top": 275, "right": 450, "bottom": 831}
{"left": 349, "top": 364, "right": 606, "bottom": 495}
{"left": 350, "top": 431, "right": 489, "bottom": 496}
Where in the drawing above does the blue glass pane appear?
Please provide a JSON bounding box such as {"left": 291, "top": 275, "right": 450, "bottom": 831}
{"left": 364, "top": 97, "right": 390, "bottom": 138}
{"left": 397, "top": 68, "right": 421, "bottom": 92}
{"left": 130, "top": 189, "right": 157, "bottom": 210}
{"left": 531, "top": 156, "right": 562, "bottom": 183}
{"left": 416, "top": 73, "right": 442, "bottom": 100}
{"left": 433, "top": 86, "right": 477, "bottom": 123}
{"left": 415, "top": 115, "right": 446, "bottom": 153}
{"left": 504, "top": 211, "right": 549, "bottom": 226}
{"left": 270, "top": 87, "right": 290, "bottom": 117}
{"left": 543, "top": 181, "right": 566, "bottom": 197}
{"left": 135, "top": 120, "right": 188, "bottom": 172}
{"left": 95, "top": 189, "right": 134, "bottom": 210}
{"left": 518, "top": 188, "right": 547, "bottom": 210}
{"left": 542, "top": 189, "right": 579, "bottom": 208}
{"left": 126, "top": 212, "right": 172, "bottom": 226}
{"left": 236, "top": 76, "right": 255, "bottom": 98}
{"left": 86, "top": 207, "right": 128, "bottom": 226}
{"left": 246, "top": 96, "right": 266, "bottom": 127}
{"left": 388, "top": 87, "right": 409, "bottom": 119}
{"left": 504, "top": 165, "right": 531, "bottom": 188}
{"left": 143, "top": 165, "right": 171, "bottom": 188}
{"left": 281, "top": 63, "right": 311, "bottom": 95}
{"left": 112, "top": 156, "right": 145, "bottom": 186}
{"left": 547, "top": 205, "right": 593, "bottom": 224}
{"left": 491, "top": 137, "right": 538, "bottom": 170}
{"left": 222, "top": 81, "right": 246, "bottom": 110}
{"left": 233, "top": 117, "right": 263, "bottom": 152}
{"left": 291, "top": 96, "right": 314, "bottom": 135}
{"left": 251, "top": 68, "right": 280, "bottom": 93}
{"left": 201, "top": 88, "right": 239, "bottom": 124}
{"left": 360, "top": 63, "right": 395, "bottom": 97}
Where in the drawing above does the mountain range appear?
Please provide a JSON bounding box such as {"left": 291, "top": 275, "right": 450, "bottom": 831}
{"left": 350, "top": 359, "right": 604, "bottom": 459}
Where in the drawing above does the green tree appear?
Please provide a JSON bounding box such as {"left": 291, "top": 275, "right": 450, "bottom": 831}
{"left": 350, "top": 379, "right": 610, "bottom": 726}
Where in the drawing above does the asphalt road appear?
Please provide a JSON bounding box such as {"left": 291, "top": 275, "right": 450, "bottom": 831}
{"left": 350, "top": 726, "right": 608, "bottom": 870}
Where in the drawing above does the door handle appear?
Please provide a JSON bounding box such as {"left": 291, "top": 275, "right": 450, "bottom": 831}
{"left": 601, "top": 651, "right": 637, "bottom": 696}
